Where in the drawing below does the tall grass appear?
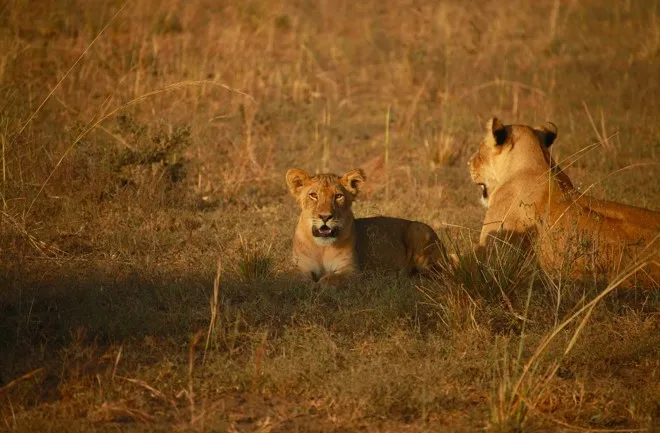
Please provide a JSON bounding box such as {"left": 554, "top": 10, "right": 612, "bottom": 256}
{"left": 0, "top": 0, "right": 658, "bottom": 431}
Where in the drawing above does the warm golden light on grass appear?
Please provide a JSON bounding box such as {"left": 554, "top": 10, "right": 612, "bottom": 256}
{"left": 0, "top": 0, "right": 658, "bottom": 431}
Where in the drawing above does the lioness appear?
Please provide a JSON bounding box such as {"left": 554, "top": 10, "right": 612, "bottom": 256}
{"left": 286, "top": 168, "right": 446, "bottom": 285}
{"left": 468, "top": 117, "right": 660, "bottom": 287}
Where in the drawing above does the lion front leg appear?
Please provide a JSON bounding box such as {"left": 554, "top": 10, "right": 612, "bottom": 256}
{"left": 317, "top": 271, "right": 353, "bottom": 288}
{"left": 317, "top": 252, "right": 356, "bottom": 287}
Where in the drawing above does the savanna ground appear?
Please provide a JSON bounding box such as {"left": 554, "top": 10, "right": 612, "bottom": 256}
{"left": 1, "top": 0, "right": 659, "bottom": 431}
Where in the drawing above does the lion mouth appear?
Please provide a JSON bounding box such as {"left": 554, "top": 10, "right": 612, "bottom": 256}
{"left": 312, "top": 225, "right": 337, "bottom": 238}
{"left": 477, "top": 183, "right": 488, "bottom": 199}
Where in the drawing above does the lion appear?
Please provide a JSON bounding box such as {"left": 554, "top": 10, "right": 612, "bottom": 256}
{"left": 285, "top": 167, "right": 446, "bottom": 286}
{"left": 468, "top": 117, "right": 660, "bottom": 287}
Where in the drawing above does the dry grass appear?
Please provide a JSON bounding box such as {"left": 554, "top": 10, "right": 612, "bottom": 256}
{"left": 1, "top": 0, "right": 660, "bottom": 431}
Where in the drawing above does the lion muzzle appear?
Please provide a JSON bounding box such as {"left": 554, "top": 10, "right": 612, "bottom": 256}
{"left": 312, "top": 224, "right": 338, "bottom": 238}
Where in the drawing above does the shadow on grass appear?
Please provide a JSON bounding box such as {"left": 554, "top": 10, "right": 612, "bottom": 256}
{"left": 0, "top": 260, "right": 443, "bottom": 382}
{"left": 1, "top": 256, "right": 658, "bottom": 431}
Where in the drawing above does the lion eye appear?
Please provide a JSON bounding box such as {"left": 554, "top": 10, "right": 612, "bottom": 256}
{"left": 335, "top": 193, "right": 344, "bottom": 200}
{"left": 309, "top": 192, "right": 318, "bottom": 200}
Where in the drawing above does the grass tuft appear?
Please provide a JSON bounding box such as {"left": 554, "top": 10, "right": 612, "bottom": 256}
{"left": 236, "top": 235, "right": 275, "bottom": 282}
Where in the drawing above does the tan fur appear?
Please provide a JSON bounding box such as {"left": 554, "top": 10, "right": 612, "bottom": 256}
{"left": 286, "top": 168, "right": 446, "bottom": 285}
{"left": 468, "top": 117, "right": 660, "bottom": 287}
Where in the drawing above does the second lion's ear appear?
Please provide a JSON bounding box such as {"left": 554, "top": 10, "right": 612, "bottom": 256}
{"left": 487, "top": 117, "right": 508, "bottom": 145}
{"left": 340, "top": 168, "right": 366, "bottom": 196}
{"left": 286, "top": 169, "right": 310, "bottom": 197}
{"left": 534, "top": 122, "right": 558, "bottom": 147}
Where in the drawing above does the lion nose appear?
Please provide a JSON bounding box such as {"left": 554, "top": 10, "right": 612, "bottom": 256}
{"left": 319, "top": 214, "right": 334, "bottom": 223}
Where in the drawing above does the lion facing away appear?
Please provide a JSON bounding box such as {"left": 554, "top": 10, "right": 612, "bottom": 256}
{"left": 468, "top": 117, "right": 660, "bottom": 287}
{"left": 286, "top": 168, "right": 446, "bottom": 286}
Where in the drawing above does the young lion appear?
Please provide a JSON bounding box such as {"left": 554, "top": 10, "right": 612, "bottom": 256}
{"left": 286, "top": 168, "right": 446, "bottom": 286}
{"left": 468, "top": 117, "right": 660, "bottom": 287}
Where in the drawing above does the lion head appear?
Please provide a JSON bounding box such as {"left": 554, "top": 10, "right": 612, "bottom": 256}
{"left": 286, "top": 168, "right": 366, "bottom": 245}
{"left": 467, "top": 117, "right": 570, "bottom": 207}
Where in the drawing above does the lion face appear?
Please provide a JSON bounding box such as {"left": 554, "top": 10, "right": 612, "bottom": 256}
{"left": 286, "top": 168, "right": 365, "bottom": 246}
{"left": 467, "top": 117, "right": 560, "bottom": 207}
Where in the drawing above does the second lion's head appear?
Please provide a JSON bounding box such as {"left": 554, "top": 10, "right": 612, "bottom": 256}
{"left": 467, "top": 117, "right": 563, "bottom": 207}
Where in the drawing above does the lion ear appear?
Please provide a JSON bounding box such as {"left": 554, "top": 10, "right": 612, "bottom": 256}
{"left": 340, "top": 168, "right": 366, "bottom": 196}
{"left": 534, "top": 122, "right": 558, "bottom": 147}
{"left": 487, "top": 117, "right": 508, "bottom": 145}
{"left": 286, "top": 169, "right": 310, "bottom": 197}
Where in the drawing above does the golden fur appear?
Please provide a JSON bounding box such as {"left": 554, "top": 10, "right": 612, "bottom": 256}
{"left": 468, "top": 117, "right": 660, "bottom": 287}
{"left": 286, "top": 168, "right": 445, "bottom": 285}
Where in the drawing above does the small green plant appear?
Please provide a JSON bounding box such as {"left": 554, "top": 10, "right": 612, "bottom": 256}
{"left": 112, "top": 116, "right": 191, "bottom": 184}
{"left": 91, "top": 116, "right": 195, "bottom": 205}
{"left": 236, "top": 235, "right": 274, "bottom": 282}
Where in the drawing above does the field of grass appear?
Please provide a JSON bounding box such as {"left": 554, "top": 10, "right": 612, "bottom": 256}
{"left": 1, "top": 0, "right": 659, "bottom": 431}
